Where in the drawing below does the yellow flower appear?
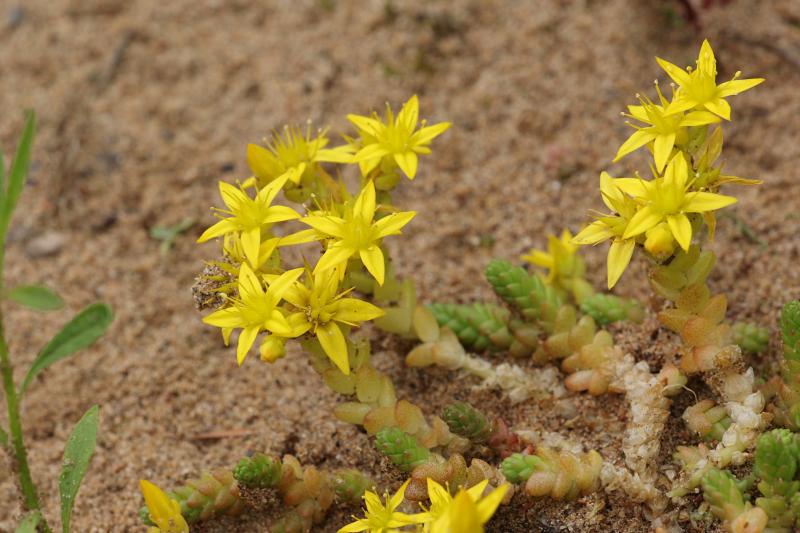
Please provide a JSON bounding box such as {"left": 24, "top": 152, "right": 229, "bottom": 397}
{"left": 614, "top": 83, "right": 719, "bottom": 172}
{"left": 202, "top": 263, "right": 303, "bottom": 365}
{"left": 572, "top": 172, "right": 639, "bottom": 289}
{"left": 280, "top": 267, "right": 384, "bottom": 374}
{"left": 618, "top": 153, "right": 736, "bottom": 251}
{"left": 197, "top": 171, "right": 301, "bottom": 267}
{"left": 658, "top": 39, "right": 764, "bottom": 120}
{"left": 338, "top": 479, "right": 424, "bottom": 533}
{"left": 246, "top": 124, "right": 351, "bottom": 186}
{"left": 139, "top": 480, "right": 189, "bottom": 533}
{"left": 521, "top": 229, "right": 581, "bottom": 284}
{"left": 300, "top": 181, "right": 416, "bottom": 285}
{"left": 349, "top": 95, "right": 451, "bottom": 179}
{"left": 422, "top": 479, "right": 508, "bottom": 533}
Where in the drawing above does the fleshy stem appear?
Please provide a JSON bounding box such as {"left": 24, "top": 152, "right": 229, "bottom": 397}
{"left": 0, "top": 113, "right": 51, "bottom": 532}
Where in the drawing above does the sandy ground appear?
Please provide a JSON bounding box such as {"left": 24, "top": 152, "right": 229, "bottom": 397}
{"left": 1, "top": 0, "right": 799, "bottom": 531}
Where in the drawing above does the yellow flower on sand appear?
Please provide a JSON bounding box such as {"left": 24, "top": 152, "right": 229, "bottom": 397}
{"left": 139, "top": 480, "right": 189, "bottom": 533}
{"left": 280, "top": 267, "right": 384, "bottom": 374}
{"left": 300, "top": 181, "right": 416, "bottom": 285}
{"left": 197, "top": 170, "right": 301, "bottom": 267}
{"left": 657, "top": 39, "right": 763, "bottom": 120}
{"left": 422, "top": 479, "right": 508, "bottom": 533}
{"left": 348, "top": 95, "right": 451, "bottom": 179}
{"left": 338, "top": 480, "right": 424, "bottom": 533}
{"left": 247, "top": 124, "right": 351, "bottom": 186}
{"left": 572, "top": 172, "right": 639, "bottom": 289}
{"left": 614, "top": 83, "right": 719, "bottom": 172}
{"left": 617, "top": 153, "right": 736, "bottom": 251}
{"left": 521, "top": 229, "right": 581, "bottom": 284}
{"left": 202, "top": 263, "right": 303, "bottom": 365}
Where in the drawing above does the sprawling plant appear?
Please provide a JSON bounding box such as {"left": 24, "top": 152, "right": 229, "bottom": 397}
{"left": 136, "top": 40, "right": 800, "bottom": 533}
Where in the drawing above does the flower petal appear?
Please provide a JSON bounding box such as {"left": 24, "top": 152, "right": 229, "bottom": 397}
{"left": 613, "top": 130, "right": 656, "bottom": 162}
{"left": 352, "top": 143, "right": 390, "bottom": 163}
{"left": 374, "top": 211, "right": 416, "bottom": 239}
{"left": 261, "top": 205, "right": 301, "bottom": 224}
{"left": 703, "top": 98, "right": 731, "bottom": 120}
{"left": 300, "top": 216, "right": 346, "bottom": 238}
{"left": 667, "top": 213, "right": 692, "bottom": 251}
{"left": 656, "top": 57, "right": 692, "bottom": 87}
{"left": 236, "top": 325, "right": 260, "bottom": 365}
{"left": 607, "top": 239, "right": 635, "bottom": 289}
{"left": 394, "top": 151, "right": 419, "bottom": 179}
{"left": 197, "top": 219, "right": 237, "bottom": 243}
{"left": 360, "top": 245, "right": 385, "bottom": 286}
{"left": 265, "top": 267, "right": 305, "bottom": 306}
{"left": 653, "top": 132, "right": 676, "bottom": 173}
{"left": 717, "top": 77, "right": 764, "bottom": 98}
{"left": 317, "top": 322, "right": 349, "bottom": 374}
{"left": 203, "top": 307, "right": 242, "bottom": 328}
{"left": 314, "top": 243, "right": 356, "bottom": 274}
{"left": 682, "top": 191, "right": 737, "bottom": 213}
{"left": 573, "top": 221, "right": 613, "bottom": 245}
{"left": 354, "top": 181, "right": 376, "bottom": 223}
{"left": 398, "top": 95, "right": 419, "bottom": 130}
{"left": 411, "top": 122, "right": 451, "bottom": 145}
{"left": 623, "top": 206, "right": 662, "bottom": 239}
{"left": 240, "top": 227, "right": 262, "bottom": 268}
{"left": 333, "top": 298, "right": 385, "bottom": 324}
{"left": 219, "top": 181, "right": 248, "bottom": 211}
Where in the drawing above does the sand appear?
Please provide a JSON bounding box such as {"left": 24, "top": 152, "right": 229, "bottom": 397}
{"left": 1, "top": 0, "right": 799, "bottom": 531}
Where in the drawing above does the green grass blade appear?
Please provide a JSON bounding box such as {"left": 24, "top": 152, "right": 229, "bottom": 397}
{"left": 3, "top": 111, "right": 35, "bottom": 224}
{"left": 7, "top": 284, "right": 64, "bottom": 311}
{"left": 20, "top": 303, "right": 113, "bottom": 395}
{"left": 59, "top": 405, "right": 99, "bottom": 533}
{"left": 14, "top": 511, "right": 42, "bottom": 533}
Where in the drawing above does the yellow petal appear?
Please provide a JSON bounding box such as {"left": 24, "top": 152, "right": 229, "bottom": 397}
{"left": 347, "top": 114, "right": 382, "bottom": 136}
{"left": 521, "top": 249, "right": 552, "bottom": 269}
{"left": 623, "top": 205, "right": 662, "bottom": 239}
{"left": 333, "top": 298, "right": 385, "bottom": 324}
{"left": 682, "top": 191, "right": 737, "bottom": 213}
{"left": 681, "top": 110, "right": 720, "bottom": 127}
{"left": 257, "top": 170, "right": 292, "bottom": 204}
{"left": 337, "top": 519, "right": 370, "bottom": 533}
{"left": 236, "top": 325, "right": 260, "bottom": 365}
{"left": 240, "top": 227, "right": 262, "bottom": 267}
{"left": 219, "top": 181, "right": 248, "bottom": 211}
{"left": 202, "top": 307, "right": 242, "bottom": 328}
{"left": 360, "top": 245, "right": 385, "bottom": 286}
{"left": 314, "top": 243, "right": 356, "bottom": 274}
{"left": 301, "top": 215, "right": 346, "bottom": 238}
{"left": 411, "top": 122, "right": 451, "bottom": 145}
{"left": 265, "top": 267, "right": 305, "bottom": 306}
{"left": 572, "top": 221, "right": 613, "bottom": 245}
{"left": 394, "top": 151, "right": 419, "bottom": 179}
{"left": 717, "top": 77, "right": 764, "bottom": 98}
{"left": 427, "top": 478, "right": 453, "bottom": 510}
{"left": 607, "top": 239, "right": 635, "bottom": 289}
{"left": 317, "top": 322, "right": 349, "bottom": 374}
{"left": 246, "top": 143, "right": 278, "bottom": 179}
{"left": 278, "top": 228, "right": 323, "bottom": 246}
{"left": 398, "top": 95, "right": 419, "bottom": 130}
{"left": 656, "top": 57, "right": 692, "bottom": 87}
{"left": 476, "top": 484, "right": 509, "bottom": 523}
{"left": 261, "top": 205, "right": 301, "bottom": 224}
{"left": 389, "top": 479, "right": 411, "bottom": 511}
{"left": 354, "top": 181, "right": 376, "bottom": 223}
{"left": 613, "top": 177, "right": 648, "bottom": 199}
{"left": 664, "top": 95, "right": 698, "bottom": 116}
{"left": 315, "top": 146, "right": 354, "bottom": 163}
{"left": 448, "top": 491, "right": 482, "bottom": 533}
{"left": 238, "top": 262, "right": 263, "bottom": 301}
{"left": 614, "top": 130, "right": 656, "bottom": 162}
{"left": 653, "top": 132, "right": 676, "bottom": 173}
{"left": 352, "top": 143, "right": 390, "bottom": 163}
{"left": 374, "top": 211, "right": 416, "bottom": 239}
{"left": 197, "top": 219, "right": 237, "bottom": 243}
{"left": 703, "top": 98, "right": 731, "bottom": 120}
{"left": 666, "top": 213, "right": 692, "bottom": 251}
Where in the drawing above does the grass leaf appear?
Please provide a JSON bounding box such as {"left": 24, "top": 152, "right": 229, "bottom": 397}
{"left": 20, "top": 303, "right": 113, "bottom": 395}
{"left": 7, "top": 284, "right": 64, "bottom": 311}
{"left": 3, "top": 111, "right": 35, "bottom": 224}
{"left": 59, "top": 405, "right": 99, "bottom": 533}
{"left": 14, "top": 512, "right": 41, "bottom": 533}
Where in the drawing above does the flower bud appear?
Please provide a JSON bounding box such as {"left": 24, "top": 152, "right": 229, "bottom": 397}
{"left": 644, "top": 222, "right": 676, "bottom": 260}
{"left": 260, "top": 336, "right": 286, "bottom": 363}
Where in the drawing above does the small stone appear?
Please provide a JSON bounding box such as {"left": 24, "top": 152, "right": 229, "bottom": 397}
{"left": 26, "top": 231, "right": 66, "bottom": 258}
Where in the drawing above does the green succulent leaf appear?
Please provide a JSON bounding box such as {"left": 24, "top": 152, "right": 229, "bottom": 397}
{"left": 59, "top": 405, "right": 99, "bottom": 533}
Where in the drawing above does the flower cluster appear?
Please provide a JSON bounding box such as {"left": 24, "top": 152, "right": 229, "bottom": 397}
{"left": 573, "top": 40, "right": 763, "bottom": 288}
{"left": 339, "top": 478, "right": 508, "bottom": 533}
{"left": 196, "top": 96, "right": 449, "bottom": 372}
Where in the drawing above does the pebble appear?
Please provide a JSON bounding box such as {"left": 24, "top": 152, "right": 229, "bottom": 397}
{"left": 26, "top": 231, "right": 66, "bottom": 258}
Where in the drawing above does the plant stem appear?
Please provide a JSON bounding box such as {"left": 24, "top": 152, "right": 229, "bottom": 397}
{"left": 0, "top": 227, "right": 51, "bottom": 532}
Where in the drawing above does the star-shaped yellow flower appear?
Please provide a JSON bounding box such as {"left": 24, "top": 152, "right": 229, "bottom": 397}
{"left": 614, "top": 84, "right": 720, "bottom": 172}
{"left": 139, "top": 480, "right": 189, "bottom": 533}
{"left": 572, "top": 172, "right": 639, "bottom": 288}
{"left": 618, "top": 153, "right": 736, "bottom": 251}
{"left": 338, "top": 479, "right": 424, "bottom": 533}
{"left": 197, "top": 170, "right": 301, "bottom": 267}
{"left": 202, "top": 263, "right": 303, "bottom": 365}
{"left": 658, "top": 40, "right": 764, "bottom": 120}
{"left": 280, "top": 267, "right": 384, "bottom": 374}
{"left": 300, "top": 181, "right": 416, "bottom": 285}
{"left": 521, "top": 229, "right": 581, "bottom": 284}
{"left": 246, "top": 124, "right": 351, "bottom": 187}
{"left": 348, "top": 95, "right": 450, "bottom": 180}
{"left": 422, "top": 479, "right": 508, "bottom": 533}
